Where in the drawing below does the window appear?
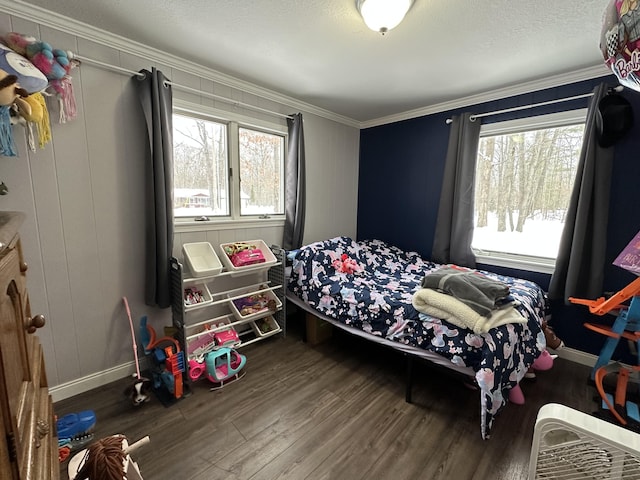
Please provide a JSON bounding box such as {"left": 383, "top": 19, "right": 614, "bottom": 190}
{"left": 238, "top": 127, "right": 285, "bottom": 216}
{"left": 172, "top": 105, "right": 286, "bottom": 221}
{"left": 173, "top": 113, "right": 229, "bottom": 217}
{"left": 471, "top": 109, "right": 587, "bottom": 272}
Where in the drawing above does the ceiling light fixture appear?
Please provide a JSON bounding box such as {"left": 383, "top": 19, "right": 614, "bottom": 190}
{"left": 357, "top": 0, "right": 414, "bottom": 35}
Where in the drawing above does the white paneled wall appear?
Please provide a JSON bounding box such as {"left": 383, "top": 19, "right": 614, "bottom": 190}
{"left": 0, "top": 10, "right": 359, "bottom": 400}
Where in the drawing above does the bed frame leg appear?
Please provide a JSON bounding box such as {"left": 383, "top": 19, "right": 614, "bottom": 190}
{"left": 405, "top": 353, "right": 413, "bottom": 403}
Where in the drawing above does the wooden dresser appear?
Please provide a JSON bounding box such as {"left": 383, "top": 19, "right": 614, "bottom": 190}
{"left": 0, "top": 212, "right": 58, "bottom": 480}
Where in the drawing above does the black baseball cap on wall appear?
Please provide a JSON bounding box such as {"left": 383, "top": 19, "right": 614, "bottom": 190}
{"left": 596, "top": 92, "right": 634, "bottom": 148}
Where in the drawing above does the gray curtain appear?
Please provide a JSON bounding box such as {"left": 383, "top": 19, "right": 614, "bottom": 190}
{"left": 134, "top": 68, "right": 174, "bottom": 308}
{"left": 283, "top": 113, "right": 306, "bottom": 250}
{"left": 548, "top": 83, "right": 614, "bottom": 303}
{"left": 432, "top": 112, "right": 481, "bottom": 267}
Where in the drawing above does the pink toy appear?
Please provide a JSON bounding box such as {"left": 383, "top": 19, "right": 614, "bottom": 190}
{"left": 122, "top": 297, "right": 151, "bottom": 406}
{"left": 204, "top": 347, "right": 246, "bottom": 389}
{"left": 531, "top": 349, "right": 554, "bottom": 371}
{"left": 213, "top": 326, "right": 240, "bottom": 346}
{"left": 188, "top": 359, "right": 206, "bottom": 381}
{"left": 332, "top": 253, "right": 362, "bottom": 274}
{"left": 508, "top": 350, "right": 555, "bottom": 405}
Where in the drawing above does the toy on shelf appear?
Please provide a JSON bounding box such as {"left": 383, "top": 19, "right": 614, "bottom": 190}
{"left": 185, "top": 320, "right": 240, "bottom": 382}
{"left": 223, "top": 241, "right": 266, "bottom": 267}
{"left": 139, "top": 316, "right": 185, "bottom": 400}
{"left": 186, "top": 324, "right": 217, "bottom": 357}
{"left": 204, "top": 347, "right": 246, "bottom": 390}
{"left": 213, "top": 322, "right": 240, "bottom": 347}
{"left": 183, "top": 285, "right": 209, "bottom": 306}
{"left": 230, "top": 287, "right": 279, "bottom": 320}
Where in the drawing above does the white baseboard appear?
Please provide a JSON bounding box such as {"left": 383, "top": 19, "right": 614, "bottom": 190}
{"left": 49, "top": 360, "right": 139, "bottom": 403}
{"left": 554, "top": 346, "right": 598, "bottom": 368}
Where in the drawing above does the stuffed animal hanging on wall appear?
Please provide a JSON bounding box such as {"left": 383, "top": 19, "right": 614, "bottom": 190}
{"left": 4, "top": 32, "right": 79, "bottom": 123}
{"left": 0, "top": 40, "right": 51, "bottom": 156}
{"left": 0, "top": 41, "right": 49, "bottom": 156}
{"left": 0, "top": 69, "right": 29, "bottom": 156}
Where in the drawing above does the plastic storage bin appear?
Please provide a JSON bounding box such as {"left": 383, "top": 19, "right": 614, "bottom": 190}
{"left": 183, "top": 242, "right": 222, "bottom": 277}
{"left": 251, "top": 315, "right": 281, "bottom": 338}
{"left": 219, "top": 239, "right": 277, "bottom": 272}
{"left": 183, "top": 284, "right": 212, "bottom": 310}
{"left": 228, "top": 287, "right": 282, "bottom": 322}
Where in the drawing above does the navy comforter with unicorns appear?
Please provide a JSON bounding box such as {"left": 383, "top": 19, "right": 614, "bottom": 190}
{"left": 288, "top": 236, "right": 547, "bottom": 439}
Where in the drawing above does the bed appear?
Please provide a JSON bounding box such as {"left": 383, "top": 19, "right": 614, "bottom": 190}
{"left": 286, "top": 236, "right": 548, "bottom": 439}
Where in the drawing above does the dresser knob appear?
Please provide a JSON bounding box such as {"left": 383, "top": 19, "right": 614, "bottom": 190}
{"left": 35, "top": 419, "right": 49, "bottom": 448}
{"left": 25, "top": 314, "right": 45, "bottom": 333}
{"left": 20, "top": 261, "right": 28, "bottom": 273}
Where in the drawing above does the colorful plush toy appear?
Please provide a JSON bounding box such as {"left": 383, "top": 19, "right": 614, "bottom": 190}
{"left": 0, "top": 37, "right": 55, "bottom": 155}
{"left": 3, "top": 32, "right": 78, "bottom": 123}
{"left": 332, "top": 253, "right": 363, "bottom": 274}
{"left": 0, "top": 42, "right": 48, "bottom": 94}
{"left": 0, "top": 68, "right": 32, "bottom": 156}
{"left": 19, "top": 92, "right": 52, "bottom": 150}
{"left": 4, "top": 32, "right": 73, "bottom": 81}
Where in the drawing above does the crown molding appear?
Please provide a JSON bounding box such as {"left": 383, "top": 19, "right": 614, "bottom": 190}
{"left": 0, "top": 0, "right": 361, "bottom": 128}
{"left": 0, "top": 0, "right": 614, "bottom": 130}
{"left": 360, "top": 64, "right": 613, "bottom": 129}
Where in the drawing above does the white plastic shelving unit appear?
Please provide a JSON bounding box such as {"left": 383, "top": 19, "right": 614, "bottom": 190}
{"left": 170, "top": 244, "right": 286, "bottom": 384}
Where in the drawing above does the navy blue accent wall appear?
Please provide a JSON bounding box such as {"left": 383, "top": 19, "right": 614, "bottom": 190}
{"left": 358, "top": 75, "right": 640, "bottom": 360}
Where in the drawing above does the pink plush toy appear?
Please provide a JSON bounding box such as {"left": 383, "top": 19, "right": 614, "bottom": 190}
{"left": 508, "top": 350, "right": 555, "bottom": 405}
{"left": 332, "top": 253, "right": 362, "bottom": 274}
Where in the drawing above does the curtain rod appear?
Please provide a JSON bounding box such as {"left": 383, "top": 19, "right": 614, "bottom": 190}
{"left": 76, "top": 55, "right": 293, "bottom": 120}
{"left": 444, "top": 86, "right": 623, "bottom": 124}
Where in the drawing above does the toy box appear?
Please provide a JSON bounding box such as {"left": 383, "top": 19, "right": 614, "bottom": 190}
{"left": 183, "top": 242, "right": 222, "bottom": 277}
{"left": 228, "top": 287, "right": 282, "bottom": 322}
{"left": 219, "top": 239, "right": 277, "bottom": 272}
{"left": 251, "top": 315, "right": 281, "bottom": 338}
{"left": 183, "top": 284, "right": 212, "bottom": 309}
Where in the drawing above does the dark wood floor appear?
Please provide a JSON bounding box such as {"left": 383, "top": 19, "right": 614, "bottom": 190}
{"left": 56, "top": 312, "right": 598, "bottom": 480}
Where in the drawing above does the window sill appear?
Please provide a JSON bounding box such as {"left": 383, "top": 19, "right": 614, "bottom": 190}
{"left": 175, "top": 216, "right": 285, "bottom": 233}
{"left": 473, "top": 251, "right": 555, "bottom": 275}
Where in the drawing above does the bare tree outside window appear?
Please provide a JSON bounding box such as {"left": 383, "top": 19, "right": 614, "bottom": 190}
{"left": 472, "top": 117, "right": 585, "bottom": 260}
{"left": 172, "top": 112, "right": 286, "bottom": 219}
{"left": 173, "top": 114, "right": 228, "bottom": 217}
{"left": 239, "top": 127, "right": 284, "bottom": 216}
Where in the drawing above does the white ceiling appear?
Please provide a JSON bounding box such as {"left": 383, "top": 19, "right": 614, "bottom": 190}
{"left": 10, "top": 0, "right": 612, "bottom": 123}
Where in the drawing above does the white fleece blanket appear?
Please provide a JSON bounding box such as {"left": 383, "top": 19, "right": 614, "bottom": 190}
{"left": 412, "top": 288, "right": 526, "bottom": 334}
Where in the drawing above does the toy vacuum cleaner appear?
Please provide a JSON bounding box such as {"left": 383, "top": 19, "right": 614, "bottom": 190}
{"left": 122, "top": 297, "right": 151, "bottom": 406}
